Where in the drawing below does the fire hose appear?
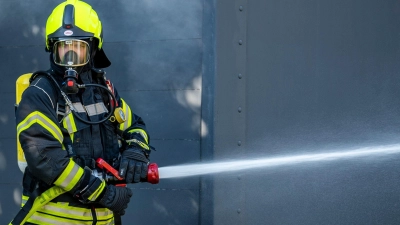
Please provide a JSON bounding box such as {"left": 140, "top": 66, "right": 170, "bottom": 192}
{"left": 95, "top": 158, "right": 159, "bottom": 185}
{"left": 10, "top": 159, "right": 159, "bottom": 225}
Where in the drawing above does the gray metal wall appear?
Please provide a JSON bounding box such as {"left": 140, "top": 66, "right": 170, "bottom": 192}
{"left": 0, "top": 0, "right": 206, "bottom": 224}
{"left": 213, "top": 0, "right": 400, "bottom": 224}
{"left": 2, "top": 0, "right": 400, "bottom": 225}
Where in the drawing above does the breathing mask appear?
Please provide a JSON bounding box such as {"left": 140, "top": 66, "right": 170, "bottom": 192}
{"left": 53, "top": 39, "right": 90, "bottom": 94}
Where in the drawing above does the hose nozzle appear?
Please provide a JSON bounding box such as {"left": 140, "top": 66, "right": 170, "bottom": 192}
{"left": 96, "top": 158, "right": 159, "bottom": 184}
{"left": 147, "top": 163, "right": 159, "bottom": 184}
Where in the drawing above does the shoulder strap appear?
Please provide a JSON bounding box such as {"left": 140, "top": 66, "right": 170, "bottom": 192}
{"left": 30, "top": 71, "right": 76, "bottom": 157}
{"left": 30, "top": 70, "right": 66, "bottom": 120}
{"left": 29, "top": 70, "right": 56, "bottom": 84}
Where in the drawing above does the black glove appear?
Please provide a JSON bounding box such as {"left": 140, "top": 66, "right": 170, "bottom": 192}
{"left": 119, "top": 148, "right": 150, "bottom": 183}
{"left": 70, "top": 167, "right": 105, "bottom": 203}
{"left": 70, "top": 167, "right": 132, "bottom": 215}
{"left": 97, "top": 185, "right": 133, "bottom": 215}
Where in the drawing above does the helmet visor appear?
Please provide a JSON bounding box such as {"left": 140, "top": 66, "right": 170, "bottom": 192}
{"left": 53, "top": 39, "right": 90, "bottom": 67}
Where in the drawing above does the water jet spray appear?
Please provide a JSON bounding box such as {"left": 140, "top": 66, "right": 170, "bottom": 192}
{"left": 158, "top": 144, "right": 400, "bottom": 180}
{"left": 95, "top": 144, "right": 400, "bottom": 183}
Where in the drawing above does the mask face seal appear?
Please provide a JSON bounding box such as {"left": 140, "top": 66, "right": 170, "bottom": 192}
{"left": 53, "top": 39, "right": 90, "bottom": 67}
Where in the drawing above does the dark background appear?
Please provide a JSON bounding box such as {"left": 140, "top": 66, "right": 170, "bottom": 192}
{"left": 1, "top": 0, "right": 400, "bottom": 224}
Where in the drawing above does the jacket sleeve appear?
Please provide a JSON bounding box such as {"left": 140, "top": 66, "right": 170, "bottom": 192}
{"left": 113, "top": 86, "right": 151, "bottom": 149}
{"left": 16, "top": 77, "right": 85, "bottom": 191}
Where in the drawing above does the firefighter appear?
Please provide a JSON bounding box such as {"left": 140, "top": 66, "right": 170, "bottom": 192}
{"left": 12, "top": 0, "right": 152, "bottom": 224}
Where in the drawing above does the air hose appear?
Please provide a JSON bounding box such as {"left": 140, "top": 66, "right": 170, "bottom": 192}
{"left": 31, "top": 71, "right": 116, "bottom": 125}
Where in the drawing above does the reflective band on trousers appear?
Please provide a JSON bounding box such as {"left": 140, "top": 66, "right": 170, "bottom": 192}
{"left": 28, "top": 213, "right": 114, "bottom": 225}
{"left": 119, "top": 98, "right": 132, "bottom": 131}
{"left": 22, "top": 197, "right": 114, "bottom": 225}
{"left": 54, "top": 159, "right": 83, "bottom": 191}
{"left": 17, "top": 111, "right": 63, "bottom": 144}
{"left": 17, "top": 186, "right": 67, "bottom": 225}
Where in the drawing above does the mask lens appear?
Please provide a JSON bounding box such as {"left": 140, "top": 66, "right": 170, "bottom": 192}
{"left": 53, "top": 39, "right": 90, "bottom": 67}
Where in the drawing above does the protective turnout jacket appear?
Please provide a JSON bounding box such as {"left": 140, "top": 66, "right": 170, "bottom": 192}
{"left": 16, "top": 68, "right": 148, "bottom": 224}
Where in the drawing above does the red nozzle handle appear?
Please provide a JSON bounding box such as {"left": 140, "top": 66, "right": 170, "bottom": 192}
{"left": 96, "top": 158, "right": 124, "bottom": 180}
